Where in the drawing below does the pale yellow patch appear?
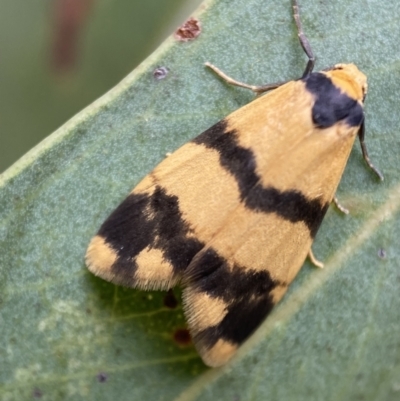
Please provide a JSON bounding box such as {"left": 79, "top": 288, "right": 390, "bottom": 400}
{"left": 134, "top": 246, "right": 176, "bottom": 289}
{"left": 324, "top": 63, "right": 367, "bottom": 101}
{"left": 153, "top": 142, "right": 244, "bottom": 244}
{"left": 85, "top": 236, "right": 117, "bottom": 277}
{"left": 185, "top": 292, "right": 228, "bottom": 332}
{"left": 201, "top": 338, "right": 238, "bottom": 367}
{"left": 202, "top": 212, "right": 312, "bottom": 286}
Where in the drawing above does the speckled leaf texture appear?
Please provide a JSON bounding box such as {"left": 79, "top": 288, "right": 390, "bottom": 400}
{"left": 0, "top": 0, "right": 399, "bottom": 400}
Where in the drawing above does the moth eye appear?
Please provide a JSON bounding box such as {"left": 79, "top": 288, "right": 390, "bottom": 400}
{"left": 362, "top": 85, "right": 368, "bottom": 100}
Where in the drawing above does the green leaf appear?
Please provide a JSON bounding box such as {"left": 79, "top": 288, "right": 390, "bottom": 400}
{"left": 1, "top": 0, "right": 399, "bottom": 400}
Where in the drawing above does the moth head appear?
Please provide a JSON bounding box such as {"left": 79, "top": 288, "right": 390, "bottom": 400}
{"left": 323, "top": 63, "right": 367, "bottom": 103}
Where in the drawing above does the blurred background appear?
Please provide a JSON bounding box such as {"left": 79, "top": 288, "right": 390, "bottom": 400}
{"left": 0, "top": 0, "right": 203, "bottom": 172}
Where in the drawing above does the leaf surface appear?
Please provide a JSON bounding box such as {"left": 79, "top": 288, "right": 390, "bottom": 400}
{"left": 1, "top": 0, "right": 399, "bottom": 400}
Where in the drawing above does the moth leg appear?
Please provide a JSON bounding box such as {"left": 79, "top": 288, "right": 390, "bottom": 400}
{"left": 308, "top": 248, "right": 324, "bottom": 269}
{"left": 333, "top": 196, "right": 349, "bottom": 215}
{"left": 205, "top": 62, "right": 287, "bottom": 94}
{"left": 358, "top": 121, "right": 384, "bottom": 181}
{"left": 292, "top": 0, "right": 315, "bottom": 77}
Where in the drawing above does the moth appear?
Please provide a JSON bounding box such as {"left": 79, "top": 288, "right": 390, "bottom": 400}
{"left": 86, "top": 0, "right": 382, "bottom": 367}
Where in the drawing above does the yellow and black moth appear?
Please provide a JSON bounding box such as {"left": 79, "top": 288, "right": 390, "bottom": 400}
{"left": 86, "top": 0, "right": 383, "bottom": 367}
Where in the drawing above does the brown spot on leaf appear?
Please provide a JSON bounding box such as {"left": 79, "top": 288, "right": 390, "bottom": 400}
{"left": 97, "top": 372, "right": 108, "bottom": 383}
{"left": 173, "top": 328, "right": 191, "bottom": 346}
{"left": 32, "top": 387, "right": 43, "bottom": 398}
{"left": 174, "top": 17, "right": 201, "bottom": 41}
{"left": 163, "top": 289, "right": 178, "bottom": 309}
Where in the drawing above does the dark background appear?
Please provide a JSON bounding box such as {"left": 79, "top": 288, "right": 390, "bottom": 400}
{"left": 0, "top": 0, "right": 202, "bottom": 172}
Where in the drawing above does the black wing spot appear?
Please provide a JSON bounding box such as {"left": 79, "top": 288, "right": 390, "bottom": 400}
{"left": 98, "top": 186, "right": 204, "bottom": 282}
{"left": 188, "top": 247, "right": 278, "bottom": 346}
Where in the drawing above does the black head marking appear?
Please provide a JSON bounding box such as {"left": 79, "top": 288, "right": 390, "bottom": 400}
{"left": 303, "top": 72, "right": 364, "bottom": 128}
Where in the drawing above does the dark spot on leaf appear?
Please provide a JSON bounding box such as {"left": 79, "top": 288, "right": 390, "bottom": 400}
{"left": 173, "top": 328, "right": 191, "bottom": 345}
{"left": 174, "top": 17, "right": 201, "bottom": 41}
{"left": 153, "top": 66, "right": 169, "bottom": 80}
{"left": 378, "top": 248, "right": 387, "bottom": 259}
{"left": 32, "top": 387, "right": 43, "bottom": 398}
{"left": 164, "top": 289, "right": 178, "bottom": 308}
{"left": 97, "top": 372, "right": 108, "bottom": 383}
